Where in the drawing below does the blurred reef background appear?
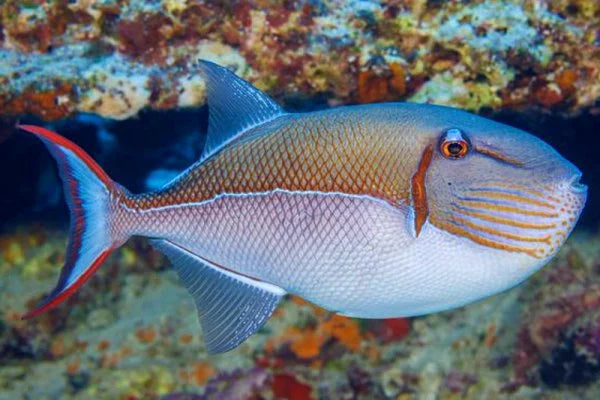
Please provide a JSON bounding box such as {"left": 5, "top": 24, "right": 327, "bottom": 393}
{"left": 1, "top": 0, "right": 600, "bottom": 399}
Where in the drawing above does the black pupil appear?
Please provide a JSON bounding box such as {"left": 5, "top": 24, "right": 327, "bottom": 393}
{"left": 448, "top": 142, "right": 463, "bottom": 156}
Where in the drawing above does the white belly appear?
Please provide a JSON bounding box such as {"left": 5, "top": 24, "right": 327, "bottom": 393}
{"left": 138, "top": 190, "right": 548, "bottom": 318}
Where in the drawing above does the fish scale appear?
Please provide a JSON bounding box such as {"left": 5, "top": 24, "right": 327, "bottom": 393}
{"left": 16, "top": 61, "right": 586, "bottom": 353}
{"left": 128, "top": 110, "right": 415, "bottom": 212}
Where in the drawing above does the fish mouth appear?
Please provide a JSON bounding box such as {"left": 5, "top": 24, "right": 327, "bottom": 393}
{"left": 569, "top": 173, "right": 588, "bottom": 194}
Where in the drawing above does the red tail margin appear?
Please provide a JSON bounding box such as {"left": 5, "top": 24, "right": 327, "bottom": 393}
{"left": 21, "top": 250, "right": 114, "bottom": 319}
{"left": 18, "top": 125, "right": 121, "bottom": 319}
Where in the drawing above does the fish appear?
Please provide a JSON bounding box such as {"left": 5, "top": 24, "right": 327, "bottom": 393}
{"left": 17, "top": 61, "right": 587, "bottom": 353}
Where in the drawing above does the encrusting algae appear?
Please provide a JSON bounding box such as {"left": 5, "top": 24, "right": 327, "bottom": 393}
{"left": 0, "top": 0, "right": 599, "bottom": 121}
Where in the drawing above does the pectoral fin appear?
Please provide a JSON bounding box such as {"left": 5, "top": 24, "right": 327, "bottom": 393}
{"left": 150, "top": 239, "right": 285, "bottom": 354}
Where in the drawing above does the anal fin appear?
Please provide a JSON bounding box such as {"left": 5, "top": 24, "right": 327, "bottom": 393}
{"left": 150, "top": 239, "right": 285, "bottom": 354}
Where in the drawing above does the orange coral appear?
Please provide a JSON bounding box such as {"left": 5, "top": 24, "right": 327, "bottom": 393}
{"left": 534, "top": 83, "right": 563, "bottom": 108}
{"left": 555, "top": 69, "right": 578, "bottom": 91}
{"left": 358, "top": 69, "right": 389, "bottom": 103}
{"left": 267, "top": 314, "right": 364, "bottom": 359}
{"left": 290, "top": 296, "right": 309, "bottom": 306}
{"left": 0, "top": 83, "right": 74, "bottom": 121}
{"left": 357, "top": 62, "right": 406, "bottom": 104}
{"left": 135, "top": 326, "right": 157, "bottom": 343}
{"left": 179, "top": 333, "right": 193, "bottom": 345}
{"left": 265, "top": 326, "right": 326, "bottom": 359}
{"left": 289, "top": 328, "right": 327, "bottom": 359}
{"left": 389, "top": 63, "right": 407, "bottom": 95}
{"left": 178, "top": 362, "right": 216, "bottom": 385}
{"left": 97, "top": 339, "right": 111, "bottom": 351}
{"left": 321, "top": 315, "right": 362, "bottom": 352}
{"left": 191, "top": 362, "right": 215, "bottom": 385}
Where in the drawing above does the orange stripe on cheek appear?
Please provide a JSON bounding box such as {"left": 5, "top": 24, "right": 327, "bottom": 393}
{"left": 430, "top": 217, "right": 541, "bottom": 258}
{"left": 457, "top": 200, "right": 559, "bottom": 218}
{"left": 453, "top": 208, "right": 557, "bottom": 230}
{"left": 411, "top": 144, "right": 434, "bottom": 237}
{"left": 449, "top": 215, "right": 552, "bottom": 244}
{"left": 467, "top": 190, "right": 557, "bottom": 209}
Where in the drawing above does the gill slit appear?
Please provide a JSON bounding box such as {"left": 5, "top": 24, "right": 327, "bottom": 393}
{"left": 410, "top": 144, "right": 434, "bottom": 237}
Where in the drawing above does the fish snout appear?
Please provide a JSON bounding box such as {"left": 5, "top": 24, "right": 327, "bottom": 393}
{"left": 568, "top": 172, "right": 588, "bottom": 195}
{"left": 541, "top": 172, "right": 587, "bottom": 255}
{"left": 558, "top": 171, "right": 587, "bottom": 226}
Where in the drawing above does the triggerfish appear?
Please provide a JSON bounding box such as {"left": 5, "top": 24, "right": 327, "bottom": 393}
{"left": 18, "top": 61, "right": 587, "bottom": 353}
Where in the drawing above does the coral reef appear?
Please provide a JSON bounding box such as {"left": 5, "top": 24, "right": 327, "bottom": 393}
{"left": 1, "top": 223, "right": 600, "bottom": 398}
{"left": 0, "top": 0, "right": 598, "bottom": 121}
{"left": 510, "top": 238, "right": 600, "bottom": 391}
{"left": 1, "top": 1, "right": 600, "bottom": 399}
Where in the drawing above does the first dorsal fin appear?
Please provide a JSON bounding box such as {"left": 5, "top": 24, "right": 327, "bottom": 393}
{"left": 150, "top": 239, "right": 285, "bottom": 354}
{"left": 198, "top": 60, "right": 285, "bottom": 159}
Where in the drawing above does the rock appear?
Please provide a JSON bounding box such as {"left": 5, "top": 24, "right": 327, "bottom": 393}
{"left": 0, "top": 1, "right": 598, "bottom": 120}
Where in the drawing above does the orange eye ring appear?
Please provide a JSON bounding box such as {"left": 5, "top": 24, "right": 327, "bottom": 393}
{"left": 441, "top": 139, "right": 469, "bottom": 159}
{"left": 440, "top": 128, "right": 470, "bottom": 159}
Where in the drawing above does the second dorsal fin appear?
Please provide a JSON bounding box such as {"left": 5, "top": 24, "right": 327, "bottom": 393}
{"left": 198, "top": 60, "right": 284, "bottom": 159}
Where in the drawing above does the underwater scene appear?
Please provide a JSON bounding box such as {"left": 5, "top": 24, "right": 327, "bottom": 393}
{"left": 1, "top": 0, "right": 600, "bottom": 399}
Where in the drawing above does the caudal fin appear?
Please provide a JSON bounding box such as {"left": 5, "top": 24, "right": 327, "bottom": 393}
{"left": 18, "top": 125, "right": 127, "bottom": 318}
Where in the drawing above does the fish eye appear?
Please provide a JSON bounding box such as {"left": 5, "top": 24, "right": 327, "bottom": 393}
{"left": 440, "top": 128, "right": 470, "bottom": 159}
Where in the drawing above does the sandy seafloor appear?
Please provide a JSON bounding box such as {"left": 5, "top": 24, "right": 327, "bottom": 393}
{"left": 1, "top": 222, "right": 600, "bottom": 399}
